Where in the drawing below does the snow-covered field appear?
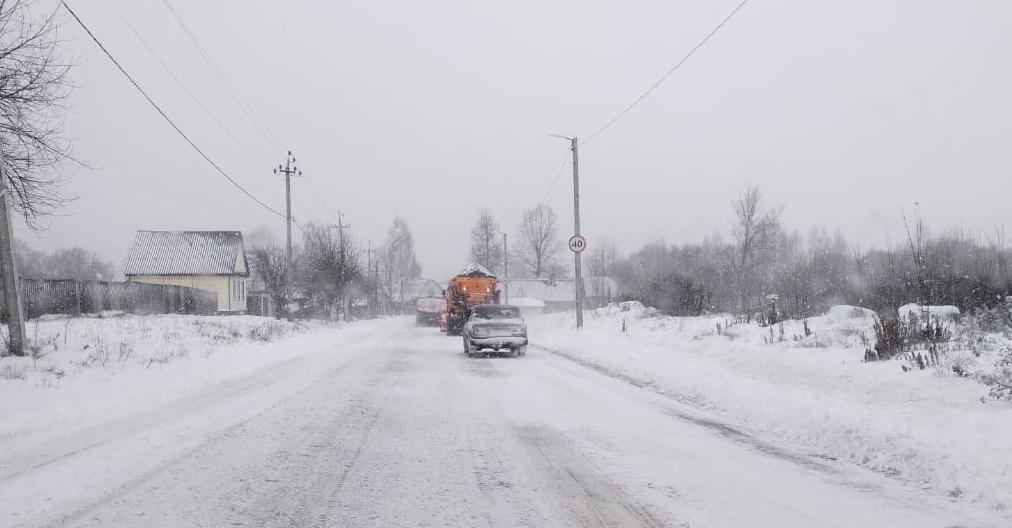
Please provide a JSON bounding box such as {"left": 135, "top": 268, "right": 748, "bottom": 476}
{"left": 529, "top": 303, "right": 1012, "bottom": 513}
{"left": 0, "top": 313, "right": 377, "bottom": 449}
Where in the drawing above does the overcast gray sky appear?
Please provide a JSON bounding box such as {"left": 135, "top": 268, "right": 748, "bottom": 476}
{"left": 19, "top": 0, "right": 1012, "bottom": 280}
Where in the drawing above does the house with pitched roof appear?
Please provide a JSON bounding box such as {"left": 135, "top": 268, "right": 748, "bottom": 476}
{"left": 123, "top": 230, "right": 249, "bottom": 313}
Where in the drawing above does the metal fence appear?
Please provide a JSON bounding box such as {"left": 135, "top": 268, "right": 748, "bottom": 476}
{"left": 2, "top": 279, "right": 218, "bottom": 320}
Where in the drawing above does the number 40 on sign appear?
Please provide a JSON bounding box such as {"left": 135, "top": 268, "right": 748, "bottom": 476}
{"left": 568, "top": 235, "right": 587, "bottom": 253}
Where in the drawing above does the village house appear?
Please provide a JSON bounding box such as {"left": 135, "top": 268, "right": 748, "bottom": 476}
{"left": 123, "top": 230, "right": 250, "bottom": 313}
{"left": 391, "top": 278, "right": 444, "bottom": 313}
{"left": 502, "top": 277, "right": 619, "bottom": 314}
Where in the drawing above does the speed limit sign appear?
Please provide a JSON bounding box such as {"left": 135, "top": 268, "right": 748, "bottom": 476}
{"left": 568, "top": 235, "right": 587, "bottom": 253}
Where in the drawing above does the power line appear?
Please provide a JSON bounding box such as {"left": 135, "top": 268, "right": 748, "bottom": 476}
{"left": 61, "top": 0, "right": 285, "bottom": 218}
{"left": 105, "top": 0, "right": 270, "bottom": 166}
{"left": 159, "top": 0, "right": 287, "bottom": 152}
{"left": 582, "top": 0, "right": 751, "bottom": 145}
{"left": 540, "top": 153, "right": 571, "bottom": 204}
{"left": 107, "top": 0, "right": 336, "bottom": 224}
{"left": 302, "top": 176, "right": 337, "bottom": 215}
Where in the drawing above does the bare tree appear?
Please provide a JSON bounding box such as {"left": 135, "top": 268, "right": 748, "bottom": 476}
{"left": 517, "top": 203, "right": 558, "bottom": 278}
{"left": 586, "top": 237, "right": 620, "bottom": 300}
{"left": 249, "top": 238, "right": 289, "bottom": 319}
{"left": 730, "top": 185, "right": 781, "bottom": 318}
{"left": 378, "top": 217, "right": 421, "bottom": 312}
{"left": 15, "top": 243, "right": 115, "bottom": 280}
{"left": 299, "top": 223, "right": 362, "bottom": 319}
{"left": 469, "top": 209, "right": 502, "bottom": 273}
{"left": 0, "top": 1, "right": 79, "bottom": 224}
{"left": 902, "top": 205, "right": 928, "bottom": 304}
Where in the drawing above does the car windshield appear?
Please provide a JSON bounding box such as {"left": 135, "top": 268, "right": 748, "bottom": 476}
{"left": 472, "top": 306, "right": 520, "bottom": 320}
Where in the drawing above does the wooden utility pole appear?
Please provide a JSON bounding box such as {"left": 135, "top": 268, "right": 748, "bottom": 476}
{"left": 0, "top": 162, "right": 26, "bottom": 356}
{"left": 273, "top": 151, "right": 300, "bottom": 301}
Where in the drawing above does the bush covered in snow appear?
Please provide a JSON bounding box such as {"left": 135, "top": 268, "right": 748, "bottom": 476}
{"left": 0, "top": 314, "right": 308, "bottom": 386}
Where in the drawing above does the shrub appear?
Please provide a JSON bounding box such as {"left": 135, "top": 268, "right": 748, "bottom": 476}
{"left": 982, "top": 348, "right": 1012, "bottom": 402}
{"left": 873, "top": 316, "right": 905, "bottom": 360}
{"left": 1, "top": 363, "right": 26, "bottom": 381}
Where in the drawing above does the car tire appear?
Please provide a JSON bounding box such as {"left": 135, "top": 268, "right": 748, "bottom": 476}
{"left": 517, "top": 345, "right": 527, "bottom": 357}
{"left": 463, "top": 338, "right": 472, "bottom": 357}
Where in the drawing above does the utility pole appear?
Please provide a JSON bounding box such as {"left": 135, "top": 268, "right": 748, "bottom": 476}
{"left": 551, "top": 133, "right": 584, "bottom": 329}
{"left": 326, "top": 212, "right": 353, "bottom": 321}
{"left": 367, "top": 241, "right": 377, "bottom": 318}
{"left": 0, "top": 162, "right": 25, "bottom": 356}
{"left": 571, "top": 135, "right": 584, "bottom": 329}
{"left": 328, "top": 211, "right": 351, "bottom": 248}
{"left": 503, "top": 232, "right": 509, "bottom": 305}
{"left": 274, "top": 151, "right": 300, "bottom": 301}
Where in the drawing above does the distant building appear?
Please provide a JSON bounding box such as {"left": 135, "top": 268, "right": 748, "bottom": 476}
{"left": 392, "top": 278, "right": 444, "bottom": 313}
{"left": 245, "top": 252, "right": 273, "bottom": 317}
{"left": 123, "top": 230, "right": 249, "bottom": 313}
{"left": 502, "top": 277, "right": 618, "bottom": 312}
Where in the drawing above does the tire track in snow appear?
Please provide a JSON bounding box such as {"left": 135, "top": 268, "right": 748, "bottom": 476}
{"left": 531, "top": 344, "right": 836, "bottom": 474}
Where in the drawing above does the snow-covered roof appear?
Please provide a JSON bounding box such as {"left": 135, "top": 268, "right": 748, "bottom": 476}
{"left": 391, "top": 278, "right": 444, "bottom": 303}
{"left": 124, "top": 230, "right": 247, "bottom": 277}
{"left": 458, "top": 262, "right": 494, "bottom": 277}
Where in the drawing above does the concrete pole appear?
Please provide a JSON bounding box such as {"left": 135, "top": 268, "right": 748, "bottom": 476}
{"left": 274, "top": 151, "right": 299, "bottom": 313}
{"left": 571, "top": 136, "right": 584, "bottom": 329}
{"left": 0, "top": 168, "right": 26, "bottom": 356}
{"left": 285, "top": 165, "right": 292, "bottom": 295}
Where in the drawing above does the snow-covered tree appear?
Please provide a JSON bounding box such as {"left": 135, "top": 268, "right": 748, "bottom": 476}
{"left": 516, "top": 203, "right": 559, "bottom": 279}
{"left": 248, "top": 238, "right": 289, "bottom": 319}
{"left": 15, "top": 242, "right": 115, "bottom": 281}
{"left": 299, "top": 223, "right": 362, "bottom": 319}
{"left": 469, "top": 210, "right": 503, "bottom": 274}
{"left": 378, "top": 217, "right": 421, "bottom": 313}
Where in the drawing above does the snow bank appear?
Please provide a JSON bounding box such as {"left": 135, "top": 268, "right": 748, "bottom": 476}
{"left": 0, "top": 314, "right": 378, "bottom": 444}
{"left": 528, "top": 303, "right": 1012, "bottom": 512}
{"left": 899, "top": 303, "right": 961, "bottom": 322}
{"left": 510, "top": 296, "right": 546, "bottom": 308}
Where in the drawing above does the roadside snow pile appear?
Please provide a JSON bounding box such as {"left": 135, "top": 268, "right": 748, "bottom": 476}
{"left": 899, "top": 303, "right": 961, "bottom": 322}
{"left": 529, "top": 303, "right": 1012, "bottom": 512}
{"left": 0, "top": 314, "right": 373, "bottom": 442}
{"left": 0, "top": 313, "right": 308, "bottom": 386}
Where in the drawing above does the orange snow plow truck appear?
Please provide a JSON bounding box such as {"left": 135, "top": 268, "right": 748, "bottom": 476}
{"left": 444, "top": 263, "right": 500, "bottom": 336}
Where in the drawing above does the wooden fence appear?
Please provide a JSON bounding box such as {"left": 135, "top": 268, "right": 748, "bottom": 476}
{"left": 1, "top": 279, "right": 218, "bottom": 320}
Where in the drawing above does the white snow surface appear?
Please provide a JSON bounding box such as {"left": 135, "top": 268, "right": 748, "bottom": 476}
{"left": 0, "top": 314, "right": 375, "bottom": 450}
{"left": 1, "top": 315, "right": 1008, "bottom": 526}
{"left": 509, "top": 296, "right": 546, "bottom": 308}
{"left": 528, "top": 303, "right": 1012, "bottom": 514}
{"left": 898, "top": 303, "right": 961, "bottom": 321}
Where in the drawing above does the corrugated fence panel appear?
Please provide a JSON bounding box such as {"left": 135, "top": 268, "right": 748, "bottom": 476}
{"left": 0, "top": 279, "right": 217, "bottom": 320}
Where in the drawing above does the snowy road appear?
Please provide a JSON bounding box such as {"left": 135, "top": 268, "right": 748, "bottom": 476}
{"left": 1, "top": 318, "right": 1001, "bottom": 527}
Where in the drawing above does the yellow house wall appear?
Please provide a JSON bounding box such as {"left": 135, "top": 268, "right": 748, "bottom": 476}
{"left": 128, "top": 275, "right": 247, "bottom": 312}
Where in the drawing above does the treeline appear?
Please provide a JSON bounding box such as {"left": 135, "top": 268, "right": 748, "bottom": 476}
{"left": 15, "top": 242, "right": 117, "bottom": 282}
{"left": 595, "top": 186, "right": 1011, "bottom": 320}
{"left": 248, "top": 217, "right": 422, "bottom": 319}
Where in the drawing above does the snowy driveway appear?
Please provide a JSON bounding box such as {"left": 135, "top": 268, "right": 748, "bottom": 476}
{"left": 1, "top": 318, "right": 1003, "bottom": 527}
